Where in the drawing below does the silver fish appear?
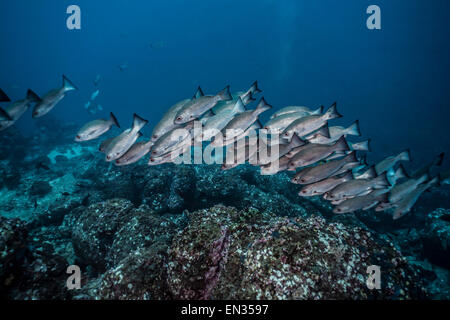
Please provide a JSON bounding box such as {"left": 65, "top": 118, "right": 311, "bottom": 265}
{"left": 411, "top": 152, "right": 444, "bottom": 179}
{"left": 90, "top": 89, "right": 100, "bottom": 101}
{"left": 281, "top": 102, "right": 342, "bottom": 140}
{"left": 99, "top": 137, "right": 114, "bottom": 153}
{"left": 324, "top": 172, "right": 390, "bottom": 201}
{"left": 260, "top": 155, "right": 292, "bottom": 175}
{"left": 151, "top": 87, "right": 203, "bottom": 142}
{"left": 375, "top": 149, "right": 411, "bottom": 175}
{"left": 105, "top": 113, "right": 148, "bottom": 161}
{"left": 174, "top": 86, "right": 232, "bottom": 124}
{"left": 306, "top": 120, "right": 362, "bottom": 145}
{"left": 291, "top": 151, "right": 357, "bottom": 185}
{"left": 389, "top": 173, "right": 429, "bottom": 204}
{"left": 75, "top": 112, "right": 120, "bottom": 142}
{"left": 270, "top": 105, "right": 323, "bottom": 119}
{"left": 264, "top": 112, "right": 308, "bottom": 134}
{"left": 198, "top": 97, "right": 245, "bottom": 142}
{"left": 32, "top": 75, "right": 78, "bottom": 118}
{"left": 392, "top": 176, "right": 439, "bottom": 219}
{"left": 212, "top": 81, "right": 261, "bottom": 114}
{"left": 333, "top": 190, "right": 389, "bottom": 214}
{"left": 115, "top": 140, "right": 154, "bottom": 166}
{"left": 222, "top": 98, "right": 272, "bottom": 140}
{"left": 287, "top": 136, "right": 349, "bottom": 170}
{"left": 151, "top": 122, "right": 194, "bottom": 157}
{"left": 298, "top": 172, "right": 353, "bottom": 197}
{"left": 0, "top": 89, "right": 40, "bottom": 131}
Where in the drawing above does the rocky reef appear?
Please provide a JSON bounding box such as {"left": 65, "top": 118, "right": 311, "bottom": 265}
{"left": 0, "top": 125, "right": 449, "bottom": 299}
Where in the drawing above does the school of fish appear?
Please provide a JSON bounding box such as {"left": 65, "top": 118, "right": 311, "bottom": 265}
{"left": 0, "top": 79, "right": 447, "bottom": 220}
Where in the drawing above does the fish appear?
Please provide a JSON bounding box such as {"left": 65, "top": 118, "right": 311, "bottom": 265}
{"left": 392, "top": 176, "right": 440, "bottom": 219}
{"left": 105, "top": 113, "right": 148, "bottom": 161}
{"left": 174, "top": 86, "right": 232, "bottom": 124}
{"left": 411, "top": 152, "right": 445, "bottom": 179}
{"left": 353, "top": 166, "right": 377, "bottom": 180}
{"left": 260, "top": 154, "right": 293, "bottom": 175}
{"left": 440, "top": 171, "right": 450, "bottom": 185}
{"left": 75, "top": 112, "right": 120, "bottom": 142}
{"left": 93, "top": 74, "right": 101, "bottom": 87}
{"left": 287, "top": 136, "right": 350, "bottom": 170}
{"left": 99, "top": 137, "right": 114, "bottom": 153}
{"left": 270, "top": 105, "right": 323, "bottom": 119}
{"left": 324, "top": 172, "right": 390, "bottom": 201}
{"left": 148, "top": 152, "right": 174, "bottom": 166}
{"left": 151, "top": 122, "right": 194, "bottom": 157}
{"left": 198, "top": 97, "right": 246, "bottom": 142}
{"left": 86, "top": 102, "right": 103, "bottom": 115}
{"left": 90, "top": 89, "right": 100, "bottom": 101}
{"left": 281, "top": 102, "right": 342, "bottom": 140}
{"left": 32, "top": 75, "right": 78, "bottom": 118}
{"left": 325, "top": 139, "right": 371, "bottom": 160}
{"left": 388, "top": 173, "right": 429, "bottom": 204}
{"left": 0, "top": 89, "right": 41, "bottom": 131}
{"left": 333, "top": 190, "right": 389, "bottom": 214}
{"left": 305, "top": 120, "right": 361, "bottom": 144}
{"left": 374, "top": 149, "right": 411, "bottom": 175}
{"left": 212, "top": 81, "right": 261, "bottom": 114}
{"left": 212, "top": 122, "right": 261, "bottom": 148}
{"left": 0, "top": 88, "right": 11, "bottom": 102}
{"left": 298, "top": 171, "right": 354, "bottom": 197}
{"left": 118, "top": 62, "right": 128, "bottom": 71}
{"left": 222, "top": 139, "right": 259, "bottom": 170}
{"left": 115, "top": 140, "right": 154, "bottom": 166}
{"left": 291, "top": 151, "right": 357, "bottom": 185}
{"left": 263, "top": 112, "right": 308, "bottom": 134}
{"left": 222, "top": 98, "right": 272, "bottom": 140}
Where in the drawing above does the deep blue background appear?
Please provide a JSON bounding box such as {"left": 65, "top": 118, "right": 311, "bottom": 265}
{"left": 0, "top": 0, "right": 449, "bottom": 169}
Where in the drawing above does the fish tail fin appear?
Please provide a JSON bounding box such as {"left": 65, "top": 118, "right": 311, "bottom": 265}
{"left": 374, "top": 172, "right": 391, "bottom": 189}
{"left": 192, "top": 86, "right": 204, "bottom": 99}
{"left": 346, "top": 120, "right": 361, "bottom": 136}
{"left": 232, "top": 97, "right": 246, "bottom": 114}
{"left": 398, "top": 149, "right": 411, "bottom": 162}
{"left": 254, "top": 97, "right": 272, "bottom": 115}
{"left": 435, "top": 152, "right": 445, "bottom": 167}
{"left": 132, "top": 113, "right": 148, "bottom": 132}
{"left": 241, "top": 91, "right": 255, "bottom": 105}
{"left": 311, "top": 105, "right": 323, "bottom": 115}
{"left": 0, "top": 88, "right": 11, "bottom": 102}
{"left": 26, "top": 89, "right": 41, "bottom": 103}
{"left": 344, "top": 151, "right": 358, "bottom": 163}
{"left": 315, "top": 123, "right": 330, "bottom": 138}
{"left": 349, "top": 139, "right": 371, "bottom": 152}
{"left": 359, "top": 154, "right": 368, "bottom": 167}
{"left": 0, "top": 107, "right": 12, "bottom": 121}
{"left": 334, "top": 136, "right": 350, "bottom": 152}
{"left": 109, "top": 112, "right": 120, "bottom": 128}
{"left": 249, "top": 81, "right": 262, "bottom": 94}
{"left": 62, "top": 75, "right": 78, "bottom": 92}
{"left": 395, "top": 164, "right": 409, "bottom": 180}
{"left": 217, "top": 85, "right": 232, "bottom": 101}
{"left": 290, "top": 133, "right": 306, "bottom": 148}
{"left": 323, "top": 102, "right": 342, "bottom": 120}
{"left": 355, "top": 165, "right": 377, "bottom": 179}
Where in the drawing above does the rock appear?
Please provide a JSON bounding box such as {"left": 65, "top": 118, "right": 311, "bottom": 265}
{"left": 29, "top": 180, "right": 52, "bottom": 197}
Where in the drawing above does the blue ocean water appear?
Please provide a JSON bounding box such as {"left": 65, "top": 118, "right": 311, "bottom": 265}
{"left": 0, "top": 0, "right": 449, "bottom": 300}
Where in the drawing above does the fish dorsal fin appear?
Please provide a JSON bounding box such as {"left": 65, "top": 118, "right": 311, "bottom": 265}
{"left": 232, "top": 97, "right": 246, "bottom": 114}
{"left": 192, "top": 86, "right": 204, "bottom": 99}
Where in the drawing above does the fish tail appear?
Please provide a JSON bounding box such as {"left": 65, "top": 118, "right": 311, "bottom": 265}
{"left": 344, "top": 151, "right": 358, "bottom": 163}
{"left": 315, "top": 123, "right": 330, "bottom": 138}
{"left": 62, "top": 75, "right": 78, "bottom": 92}
{"left": 323, "top": 102, "right": 342, "bottom": 120}
{"left": 216, "top": 85, "right": 232, "bottom": 101}
{"left": 373, "top": 172, "right": 391, "bottom": 189}
{"left": 311, "top": 105, "right": 323, "bottom": 115}
{"left": 398, "top": 149, "right": 411, "bottom": 162}
{"left": 232, "top": 97, "right": 246, "bottom": 114}
{"left": 395, "top": 164, "right": 409, "bottom": 180}
{"left": 0, "top": 107, "right": 12, "bottom": 121}
{"left": 435, "top": 152, "right": 445, "bottom": 167}
{"left": 254, "top": 97, "right": 272, "bottom": 115}
{"left": 241, "top": 91, "right": 255, "bottom": 105}
{"left": 346, "top": 120, "right": 361, "bottom": 136}
{"left": 0, "top": 88, "right": 11, "bottom": 102}
{"left": 249, "top": 81, "right": 262, "bottom": 94}
{"left": 334, "top": 136, "right": 350, "bottom": 152}
{"left": 350, "top": 139, "right": 371, "bottom": 152}
{"left": 26, "top": 89, "right": 41, "bottom": 103}
{"left": 132, "top": 113, "right": 148, "bottom": 132}
{"left": 110, "top": 112, "right": 120, "bottom": 128}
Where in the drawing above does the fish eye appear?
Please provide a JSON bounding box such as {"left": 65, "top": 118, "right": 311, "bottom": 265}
{"left": 176, "top": 116, "right": 182, "bottom": 121}
{"left": 106, "top": 155, "right": 111, "bottom": 160}
{"left": 150, "top": 158, "right": 155, "bottom": 162}
{"left": 190, "top": 115, "right": 194, "bottom": 119}
{"left": 300, "top": 178, "right": 306, "bottom": 183}
{"left": 152, "top": 135, "right": 158, "bottom": 139}
{"left": 336, "top": 208, "right": 342, "bottom": 212}
{"left": 302, "top": 190, "right": 307, "bottom": 194}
